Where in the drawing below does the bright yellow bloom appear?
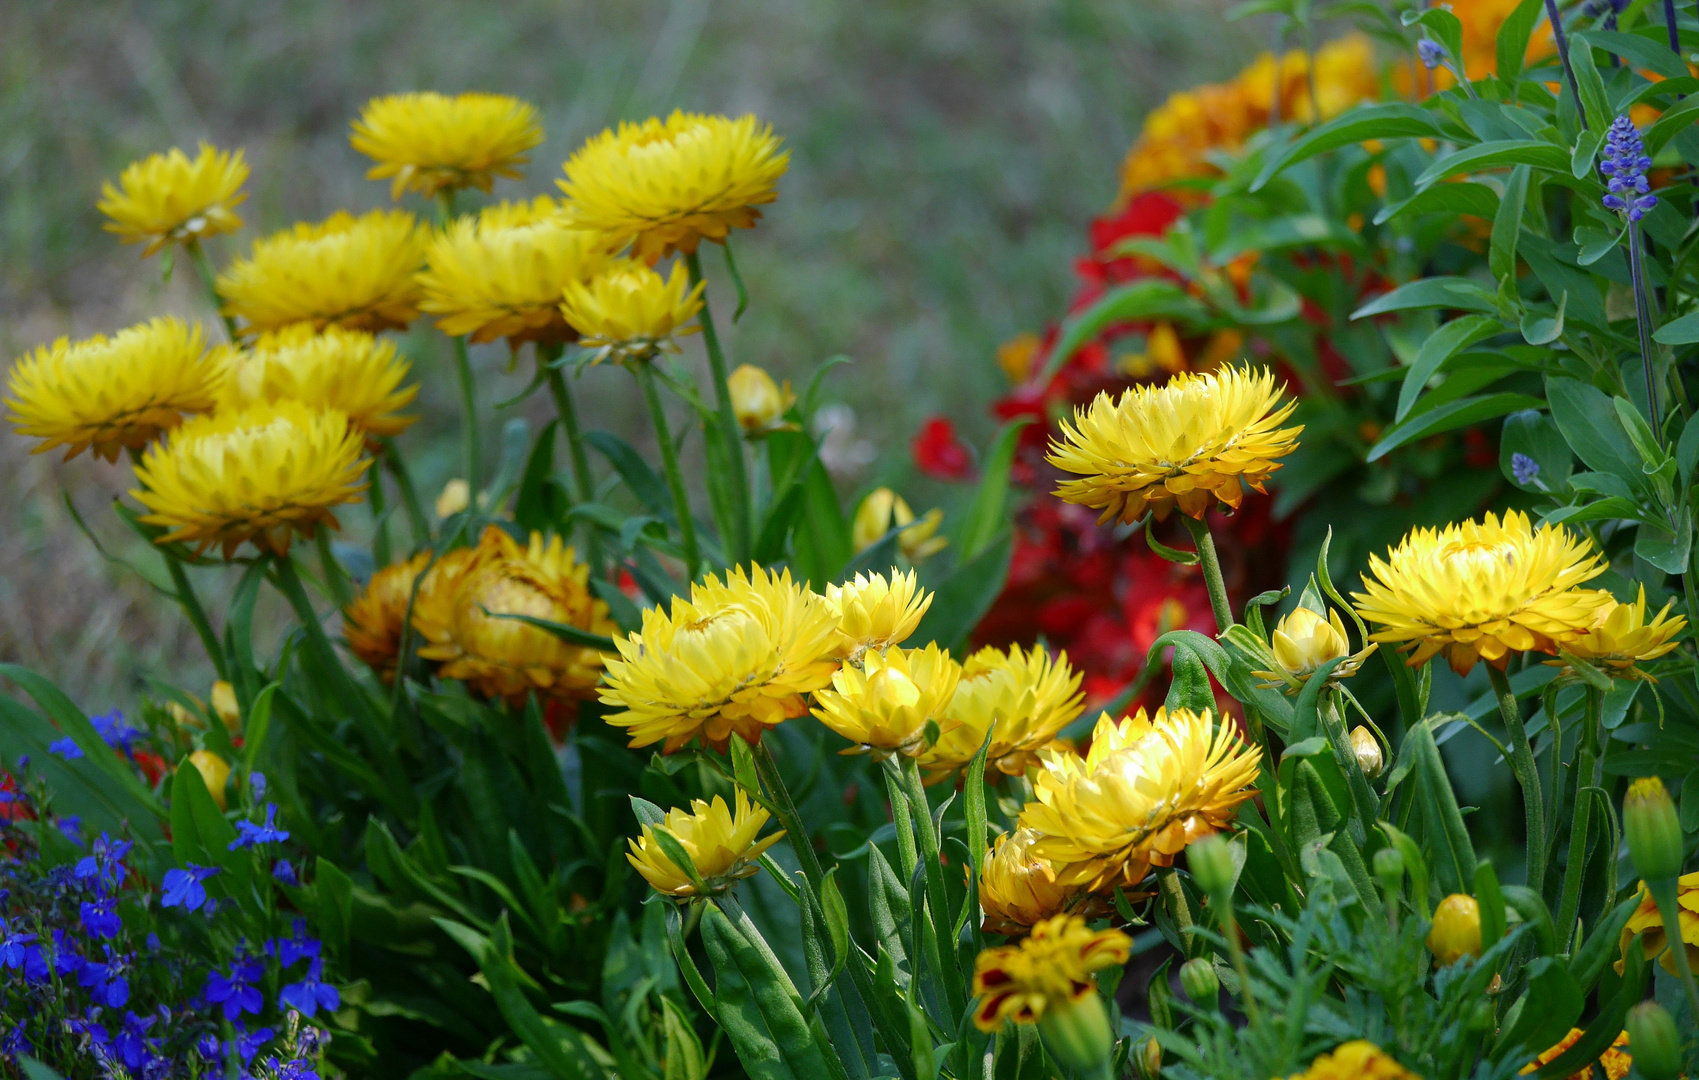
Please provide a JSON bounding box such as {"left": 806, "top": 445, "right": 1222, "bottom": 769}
{"left": 1049, "top": 365, "right": 1301, "bottom": 524}
{"left": 130, "top": 401, "right": 369, "bottom": 559}
{"left": 811, "top": 643, "right": 961, "bottom": 759}
{"left": 1558, "top": 586, "right": 1687, "bottom": 678}
{"left": 559, "top": 259, "right": 705, "bottom": 364}
{"left": 971, "top": 913, "right": 1131, "bottom": 1031}
{"left": 728, "top": 364, "right": 795, "bottom": 435}
{"left": 189, "top": 750, "right": 232, "bottom": 811}
{"left": 1428, "top": 893, "right": 1483, "bottom": 966}
{"left": 218, "top": 209, "right": 427, "bottom": 336}
{"left": 627, "top": 789, "right": 784, "bottom": 898}
{"left": 599, "top": 565, "right": 841, "bottom": 753}
{"left": 1616, "top": 872, "right": 1699, "bottom": 978}
{"left": 1285, "top": 1041, "right": 1419, "bottom": 1080}
{"left": 1352, "top": 510, "right": 1613, "bottom": 676}
{"left": 6, "top": 317, "right": 222, "bottom": 462}
{"left": 1521, "top": 1028, "right": 1632, "bottom": 1080}
{"left": 921, "top": 644, "right": 1086, "bottom": 783}
{"left": 350, "top": 92, "right": 544, "bottom": 200}
{"left": 344, "top": 549, "right": 433, "bottom": 683}
{"left": 559, "top": 111, "right": 789, "bottom": 263}
{"left": 218, "top": 325, "right": 418, "bottom": 440}
{"left": 1251, "top": 606, "right": 1376, "bottom": 694}
{"left": 980, "top": 829, "right": 1087, "bottom": 936}
{"left": 418, "top": 196, "right": 615, "bottom": 345}
{"left": 824, "top": 569, "right": 932, "bottom": 662}
{"left": 1019, "top": 708, "right": 1260, "bottom": 892}
{"left": 852, "top": 488, "right": 948, "bottom": 562}
{"left": 413, "top": 525, "right": 616, "bottom": 707}
{"left": 98, "top": 142, "right": 248, "bottom": 258}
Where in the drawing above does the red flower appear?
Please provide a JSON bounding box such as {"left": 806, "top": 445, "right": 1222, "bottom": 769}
{"left": 912, "top": 416, "right": 975, "bottom": 481}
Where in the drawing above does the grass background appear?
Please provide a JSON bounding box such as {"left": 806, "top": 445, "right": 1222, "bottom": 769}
{"left": 0, "top": 0, "right": 1262, "bottom": 710}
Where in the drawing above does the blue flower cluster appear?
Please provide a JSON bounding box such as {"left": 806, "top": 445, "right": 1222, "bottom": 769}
{"left": 1600, "top": 114, "right": 1658, "bottom": 222}
{"left": 46, "top": 710, "right": 146, "bottom": 763}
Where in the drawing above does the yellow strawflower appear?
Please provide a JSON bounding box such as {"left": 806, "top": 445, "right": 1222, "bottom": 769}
{"left": 852, "top": 487, "right": 948, "bottom": 563}
{"left": 210, "top": 680, "right": 241, "bottom": 733}
{"left": 218, "top": 325, "right": 418, "bottom": 441}
{"left": 130, "top": 400, "right": 369, "bottom": 559}
{"left": 417, "top": 196, "right": 615, "bottom": 345}
{"left": 1049, "top": 364, "right": 1301, "bottom": 524}
{"left": 412, "top": 525, "right": 616, "bottom": 708}
{"left": 6, "top": 317, "right": 222, "bottom": 462}
{"left": 980, "top": 829, "right": 1087, "bottom": 936}
{"left": 921, "top": 644, "right": 1086, "bottom": 782}
{"left": 344, "top": 549, "right": 433, "bottom": 683}
{"left": 1251, "top": 605, "right": 1376, "bottom": 694}
{"left": 627, "top": 789, "right": 785, "bottom": 898}
{"left": 1427, "top": 893, "right": 1483, "bottom": 966}
{"left": 970, "top": 913, "right": 1131, "bottom": 1031}
{"left": 559, "top": 111, "right": 789, "bottom": 263}
{"left": 1285, "top": 1042, "right": 1418, "bottom": 1080}
{"left": 189, "top": 750, "right": 232, "bottom": 811}
{"left": 599, "top": 565, "right": 840, "bottom": 753}
{"left": 1352, "top": 510, "right": 1613, "bottom": 676}
{"left": 98, "top": 142, "right": 248, "bottom": 258}
{"left": 1616, "top": 872, "right": 1699, "bottom": 978}
{"left": 810, "top": 643, "right": 962, "bottom": 759}
{"left": 728, "top": 364, "right": 796, "bottom": 435}
{"left": 1019, "top": 708, "right": 1260, "bottom": 892}
{"left": 350, "top": 92, "right": 544, "bottom": 200}
{"left": 218, "top": 209, "right": 427, "bottom": 336}
{"left": 1522, "top": 1028, "right": 1632, "bottom": 1080}
{"left": 1557, "top": 586, "right": 1687, "bottom": 678}
{"left": 824, "top": 569, "right": 933, "bottom": 662}
{"left": 559, "top": 259, "right": 705, "bottom": 365}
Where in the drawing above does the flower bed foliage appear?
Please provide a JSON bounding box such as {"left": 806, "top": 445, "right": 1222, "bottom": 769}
{"left": 8, "top": 0, "right": 1699, "bottom": 1076}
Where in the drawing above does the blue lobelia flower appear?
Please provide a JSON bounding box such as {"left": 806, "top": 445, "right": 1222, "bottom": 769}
{"left": 273, "top": 859, "right": 299, "bottom": 887}
{"left": 47, "top": 736, "right": 83, "bottom": 760}
{"left": 272, "top": 924, "right": 321, "bottom": 969}
{"left": 206, "top": 958, "right": 266, "bottom": 1020}
{"left": 1510, "top": 452, "right": 1541, "bottom": 486}
{"left": 80, "top": 897, "right": 122, "bottom": 940}
{"left": 1600, "top": 114, "right": 1658, "bottom": 222}
{"left": 75, "top": 832, "right": 133, "bottom": 891}
{"left": 229, "top": 804, "right": 290, "bottom": 850}
{"left": 89, "top": 710, "right": 144, "bottom": 753}
{"left": 0, "top": 919, "right": 36, "bottom": 969}
{"left": 161, "top": 865, "right": 222, "bottom": 912}
{"left": 278, "top": 958, "right": 340, "bottom": 1017}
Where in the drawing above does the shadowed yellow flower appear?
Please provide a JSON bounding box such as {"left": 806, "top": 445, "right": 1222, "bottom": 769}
{"left": 980, "top": 829, "right": 1090, "bottom": 936}
{"left": 130, "top": 400, "right": 369, "bottom": 559}
{"left": 1251, "top": 605, "right": 1376, "bottom": 694}
{"left": 1049, "top": 364, "right": 1301, "bottom": 524}
{"left": 1521, "top": 1028, "right": 1632, "bottom": 1080}
{"left": 599, "top": 565, "right": 840, "bottom": 753}
{"left": 1286, "top": 1041, "right": 1418, "bottom": 1080}
{"left": 413, "top": 525, "right": 616, "bottom": 707}
{"left": 1352, "top": 510, "right": 1612, "bottom": 676}
{"left": 218, "top": 325, "right": 418, "bottom": 440}
{"left": 218, "top": 209, "right": 427, "bottom": 336}
{"left": 189, "top": 750, "right": 232, "bottom": 810}
{"left": 824, "top": 569, "right": 932, "bottom": 662}
{"left": 1615, "top": 872, "right": 1699, "bottom": 978}
{"left": 418, "top": 196, "right": 616, "bottom": 345}
{"left": 211, "top": 680, "right": 241, "bottom": 733}
{"left": 852, "top": 488, "right": 948, "bottom": 562}
{"left": 811, "top": 643, "right": 961, "bottom": 758}
{"left": 921, "top": 644, "right": 1086, "bottom": 783}
{"left": 6, "top": 317, "right": 222, "bottom": 462}
{"left": 1428, "top": 893, "right": 1483, "bottom": 966}
{"left": 1019, "top": 708, "right": 1260, "bottom": 892}
{"left": 344, "top": 549, "right": 433, "bottom": 682}
{"left": 560, "top": 259, "right": 705, "bottom": 365}
{"left": 350, "top": 92, "right": 544, "bottom": 200}
{"left": 971, "top": 913, "right": 1130, "bottom": 1031}
{"left": 729, "top": 364, "right": 796, "bottom": 435}
{"left": 627, "top": 789, "right": 784, "bottom": 898}
{"left": 559, "top": 111, "right": 789, "bottom": 263}
{"left": 98, "top": 143, "right": 248, "bottom": 258}
{"left": 1557, "top": 586, "right": 1687, "bottom": 678}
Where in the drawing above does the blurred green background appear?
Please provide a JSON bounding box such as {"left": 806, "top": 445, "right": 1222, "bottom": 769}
{"left": 0, "top": 0, "right": 1260, "bottom": 708}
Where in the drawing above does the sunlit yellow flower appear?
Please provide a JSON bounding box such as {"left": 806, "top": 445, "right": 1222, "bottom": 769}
{"left": 1616, "top": 872, "right": 1699, "bottom": 978}
{"left": 350, "top": 92, "right": 544, "bottom": 200}
{"left": 728, "top": 364, "right": 796, "bottom": 435}
{"left": 852, "top": 488, "right": 948, "bottom": 562}
{"left": 824, "top": 569, "right": 932, "bottom": 662}
{"left": 921, "top": 644, "right": 1085, "bottom": 783}
{"left": 559, "top": 111, "right": 789, "bottom": 263}
{"left": 418, "top": 196, "right": 616, "bottom": 345}
{"left": 627, "top": 789, "right": 784, "bottom": 898}
{"left": 811, "top": 643, "right": 961, "bottom": 758}
{"left": 189, "top": 750, "right": 232, "bottom": 811}
{"left": 980, "top": 829, "right": 1090, "bottom": 937}
{"left": 1427, "top": 893, "right": 1483, "bottom": 966}
{"left": 218, "top": 209, "right": 427, "bottom": 336}
{"left": 1352, "top": 510, "right": 1613, "bottom": 676}
{"left": 1557, "top": 586, "right": 1687, "bottom": 678}
{"left": 1018, "top": 708, "right": 1260, "bottom": 892}
{"left": 559, "top": 259, "right": 705, "bottom": 364}
{"left": 344, "top": 549, "right": 433, "bottom": 683}
{"left": 211, "top": 680, "right": 241, "bottom": 734}
{"left": 599, "top": 565, "right": 840, "bottom": 753}
{"left": 98, "top": 143, "right": 248, "bottom": 258}
{"left": 413, "top": 525, "right": 616, "bottom": 707}
{"left": 218, "top": 325, "right": 417, "bottom": 441}
{"left": 6, "top": 317, "right": 221, "bottom": 462}
{"left": 1250, "top": 605, "right": 1376, "bottom": 694}
{"left": 1049, "top": 365, "right": 1301, "bottom": 524}
{"left": 1285, "top": 1041, "right": 1418, "bottom": 1080}
{"left": 131, "top": 400, "right": 369, "bottom": 559}
{"left": 971, "top": 913, "right": 1130, "bottom": 1031}
{"left": 1521, "top": 1028, "right": 1631, "bottom": 1080}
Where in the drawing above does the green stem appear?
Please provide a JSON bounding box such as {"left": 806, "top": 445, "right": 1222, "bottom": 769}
{"left": 163, "top": 548, "right": 228, "bottom": 681}
{"left": 368, "top": 465, "right": 393, "bottom": 566}
{"left": 899, "top": 754, "right": 967, "bottom": 1017}
{"left": 380, "top": 439, "right": 431, "bottom": 550}
{"left": 1182, "top": 515, "right": 1235, "bottom": 631}
{"left": 315, "top": 529, "right": 353, "bottom": 607}
{"left": 183, "top": 238, "right": 240, "bottom": 342}
{"left": 1488, "top": 664, "right": 1548, "bottom": 897}
{"left": 634, "top": 360, "right": 701, "bottom": 582}
{"left": 1629, "top": 226, "right": 1665, "bottom": 436}
{"left": 884, "top": 767, "right": 918, "bottom": 878}
{"left": 1217, "top": 896, "right": 1261, "bottom": 1028}
{"left": 1157, "top": 866, "right": 1197, "bottom": 954}
{"left": 1555, "top": 687, "right": 1601, "bottom": 952}
{"left": 449, "top": 335, "right": 482, "bottom": 491}
{"left": 684, "top": 250, "right": 751, "bottom": 565}
{"left": 540, "top": 345, "right": 604, "bottom": 574}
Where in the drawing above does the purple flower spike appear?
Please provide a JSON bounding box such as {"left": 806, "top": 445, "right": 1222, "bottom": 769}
{"left": 1600, "top": 114, "right": 1659, "bottom": 222}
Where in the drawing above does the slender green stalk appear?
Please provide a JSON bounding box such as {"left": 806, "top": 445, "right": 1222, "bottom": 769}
{"left": 449, "top": 335, "right": 483, "bottom": 491}
{"left": 899, "top": 755, "right": 967, "bottom": 1017}
{"left": 368, "top": 466, "right": 393, "bottom": 566}
{"left": 272, "top": 547, "right": 390, "bottom": 733}
{"left": 380, "top": 439, "right": 431, "bottom": 550}
{"left": 1554, "top": 686, "right": 1601, "bottom": 951}
{"left": 1543, "top": 0, "right": 1588, "bottom": 129}
{"left": 1182, "top": 516, "right": 1235, "bottom": 631}
{"left": 1487, "top": 664, "right": 1548, "bottom": 896}
{"left": 684, "top": 250, "right": 752, "bottom": 565}
{"left": 884, "top": 767, "right": 918, "bottom": 877}
{"left": 1157, "top": 867, "right": 1197, "bottom": 953}
{"left": 540, "top": 345, "right": 603, "bottom": 573}
{"left": 164, "top": 549, "right": 228, "bottom": 681}
{"left": 633, "top": 360, "right": 701, "bottom": 581}
{"left": 1628, "top": 227, "right": 1665, "bottom": 434}
{"left": 182, "top": 238, "right": 240, "bottom": 342}
{"left": 1216, "top": 893, "right": 1260, "bottom": 1028}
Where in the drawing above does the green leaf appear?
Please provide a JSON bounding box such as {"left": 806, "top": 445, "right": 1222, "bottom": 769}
{"left": 1570, "top": 129, "right": 1602, "bottom": 180}
{"left": 479, "top": 609, "right": 617, "bottom": 652}
{"left": 1144, "top": 518, "right": 1199, "bottom": 566}
{"left": 1495, "top": 958, "right": 1585, "bottom": 1055}
{"left": 1367, "top": 393, "right": 1545, "bottom": 461}
{"left": 1535, "top": 937, "right": 1647, "bottom": 1078}
{"left": 515, "top": 420, "right": 568, "bottom": 536}
{"left": 1474, "top": 861, "right": 1508, "bottom": 951}
{"left": 1415, "top": 140, "right": 1571, "bottom": 188}
{"left": 0, "top": 663, "right": 165, "bottom": 822}
{"left": 1164, "top": 642, "right": 1214, "bottom": 715}
{"left": 1567, "top": 891, "right": 1642, "bottom": 989}
{"left": 1495, "top": 0, "right": 1544, "bottom": 81}
{"left": 1490, "top": 166, "right": 1531, "bottom": 282}
{"left": 910, "top": 531, "right": 1013, "bottom": 652}
{"left": 1252, "top": 103, "right": 1447, "bottom": 191}
{"left": 1652, "top": 308, "right": 1699, "bottom": 344}
{"left": 1373, "top": 181, "right": 1500, "bottom": 226}
{"left": 587, "top": 430, "right": 673, "bottom": 523}
{"left": 1643, "top": 93, "right": 1699, "bottom": 156}
{"left": 241, "top": 682, "right": 280, "bottom": 777}
{"left": 1351, "top": 276, "right": 1499, "bottom": 319}
{"left": 1040, "top": 280, "right": 1204, "bottom": 384}
{"left": 955, "top": 418, "right": 1031, "bottom": 561}
{"left": 1519, "top": 291, "right": 1567, "bottom": 345}
{"left": 699, "top": 902, "right": 846, "bottom": 1080}
{"left": 17, "top": 1058, "right": 65, "bottom": 1080}
{"left": 1574, "top": 224, "right": 1623, "bottom": 267}
{"left": 1545, "top": 376, "right": 1640, "bottom": 479}
{"left": 1378, "top": 821, "right": 1432, "bottom": 918}
{"left": 1567, "top": 34, "right": 1612, "bottom": 134}
{"left": 1501, "top": 409, "right": 1574, "bottom": 493}
{"left": 1396, "top": 315, "right": 1503, "bottom": 423}
{"left": 1402, "top": 721, "right": 1477, "bottom": 895}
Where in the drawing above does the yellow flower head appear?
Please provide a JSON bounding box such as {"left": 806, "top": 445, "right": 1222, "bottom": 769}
{"left": 824, "top": 568, "right": 933, "bottom": 662}
{"left": 344, "top": 549, "right": 433, "bottom": 683}
{"left": 980, "top": 829, "right": 1089, "bottom": 937}
{"left": 1558, "top": 586, "right": 1687, "bottom": 677}
{"left": 1049, "top": 364, "right": 1301, "bottom": 524}
{"left": 130, "top": 400, "right": 369, "bottom": 559}
{"left": 98, "top": 142, "right": 248, "bottom": 258}
{"left": 1352, "top": 510, "right": 1613, "bottom": 676}
{"left": 413, "top": 525, "right": 616, "bottom": 707}
{"left": 189, "top": 750, "right": 232, "bottom": 811}
{"left": 218, "top": 325, "right": 418, "bottom": 440}
{"left": 1251, "top": 605, "right": 1376, "bottom": 694}
{"left": 559, "top": 111, "right": 789, "bottom": 263}
{"left": 1018, "top": 708, "right": 1260, "bottom": 892}
{"left": 811, "top": 643, "right": 962, "bottom": 759}
{"left": 921, "top": 644, "right": 1086, "bottom": 783}
{"left": 1427, "top": 893, "right": 1483, "bottom": 966}
{"left": 218, "top": 209, "right": 428, "bottom": 336}
{"left": 627, "top": 789, "right": 784, "bottom": 898}
{"left": 350, "top": 92, "right": 544, "bottom": 200}
{"left": 970, "top": 913, "right": 1131, "bottom": 1031}
{"left": 1521, "top": 1028, "right": 1632, "bottom": 1080}
{"left": 6, "top": 317, "right": 222, "bottom": 462}
{"left": 852, "top": 488, "right": 948, "bottom": 563}
{"left": 728, "top": 364, "right": 796, "bottom": 435}
{"left": 1286, "top": 1041, "right": 1419, "bottom": 1080}
{"left": 559, "top": 259, "right": 705, "bottom": 365}
{"left": 1616, "top": 871, "right": 1699, "bottom": 978}
{"left": 599, "top": 565, "right": 841, "bottom": 753}
{"left": 418, "top": 196, "right": 616, "bottom": 345}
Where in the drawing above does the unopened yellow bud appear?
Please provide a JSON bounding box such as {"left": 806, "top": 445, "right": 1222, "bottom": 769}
{"left": 436, "top": 478, "right": 470, "bottom": 518}
{"left": 1139, "top": 1036, "right": 1162, "bottom": 1079}
{"left": 188, "top": 749, "right": 231, "bottom": 811}
{"left": 1427, "top": 893, "right": 1482, "bottom": 966}
{"left": 728, "top": 364, "right": 794, "bottom": 436}
{"left": 1270, "top": 606, "right": 1350, "bottom": 677}
{"left": 1349, "top": 726, "right": 1383, "bottom": 777}
{"left": 1624, "top": 777, "right": 1685, "bottom": 883}
{"left": 211, "top": 680, "right": 241, "bottom": 734}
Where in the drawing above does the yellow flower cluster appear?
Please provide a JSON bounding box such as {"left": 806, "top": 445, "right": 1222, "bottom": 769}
{"left": 970, "top": 913, "right": 1131, "bottom": 1031}
{"left": 627, "top": 789, "right": 785, "bottom": 897}
{"left": 1285, "top": 1041, "right": 1419, "bottom": 1080}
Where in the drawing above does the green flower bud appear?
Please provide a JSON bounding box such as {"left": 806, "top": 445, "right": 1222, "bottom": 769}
{"left": 1036, "top": 990, "right": 1113, "bottom": 1074}
{"left": 1626, "top": 1001, "right": 1682, "bottom": 1080}
{"left": 1188, "top": 834, "right": 1234, "bottom": 898}
{"left": 1624, "top": 777, "right": 1685, "bottom": 883}
{"left": 1178, "top": 958, "right": 1219, "bottom": 1006}
{"left": 1373, "top": 846, "right": 1404, "bottom": 892}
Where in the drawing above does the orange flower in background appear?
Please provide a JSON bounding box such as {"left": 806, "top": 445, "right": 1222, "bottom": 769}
{"left": 1521, "top": 1028, "right": 1631, "bottom": 1080}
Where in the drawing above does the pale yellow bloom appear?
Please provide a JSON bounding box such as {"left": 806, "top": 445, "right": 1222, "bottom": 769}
{"left": 218, "top": 209, "right": 427, "bottom": 336}
{"left": 1251, "top": 606, "right": 1376, "bottom": 694}
{"left": 344, "top": 549, "right": 434, "bottom": 683}
{"left": 979, "top": 829, "right": 1088, "bottom": 936}
{"left": 810, "top": 643, "right": 961, "bottom": 758}
{"left": 350, "top": 92, "right": 543, "bottom": 200}
{"left": 627, "top": 789, "right": 784, "bottom": 898}
{"left": 218, "top": 325, "right": 418, "bottom": 440}
{"left": 98, "top": 142, "right": 248, "bottom": 257}
{"left": 824, "top": 569, "right": 933, "bottom": 662}
{"left": 1558, "top": 586, "right": 1687, "bottom": 678}
{"left": 559, "top": 259, "right": 704, "bottom": 364}
{"left": 970, "top": 914, "right": 1130, "bottom": 1031}
{"left": 921, "top": 644, "right": 1085, "bottom": 783}
{"left": 852, "top": 488, "right": 947, "bottom": 563}
{"left": 728, "top": 364, "right": 795, "bottom": 435}
{"left": 1349, "top": 726, "right": 1383, "bottom": 777}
